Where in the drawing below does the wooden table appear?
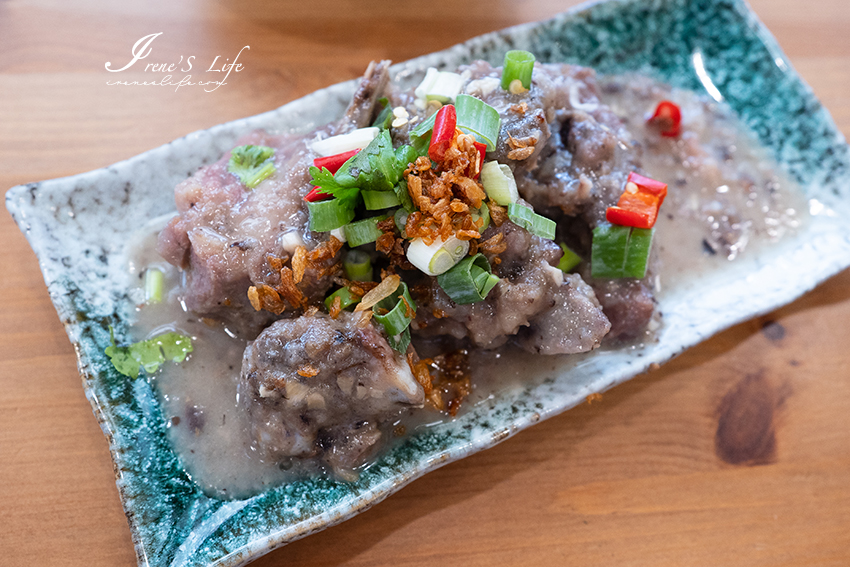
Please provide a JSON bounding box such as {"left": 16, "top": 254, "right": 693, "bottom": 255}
{"left": 2, "top": 0, "right": 849, "bottom": 565}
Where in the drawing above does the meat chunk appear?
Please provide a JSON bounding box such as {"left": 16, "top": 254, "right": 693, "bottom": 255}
{"left": 517, "top": 273, "right": 611, "bottom": 354}
{"left": 414, "top": 219, "right": 610, "bottom": 352}
{"left": 239, "top": 312, "right": 424, "bottom": 475}
{"left": 589, "top": 277, "right": 656, "bottom": 341}
{"left": 341, "top": 60, "right": 391, "bottom": 129}
{"left": 156, "top": 63, "right": 393, "bottom": 335}
{"left": 155, "top": 129, "right": 333, "bottom": 335}
{"left": 458, "top": 61, "right": 639, "bottom": 226}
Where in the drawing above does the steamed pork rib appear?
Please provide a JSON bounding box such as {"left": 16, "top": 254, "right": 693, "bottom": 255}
{"left": 437, "top": 61, "right": 651, "bottom": 339}
{"left": 395, "top": 61, "right": 640, "bottom": 224}
{"left": 239, "top": 312, "right": 423, "bottom": 475}
{"left": 155, "top": 129, "right": 320, "bottom": 334}
{"left": 413, "top": 219, "right": 611, "bottom": 352}
{"left": 154, "top": 55, "right": 674, "bottom": 477}
{"left": 155, "top": 62, "right": 392, "bottom": 335}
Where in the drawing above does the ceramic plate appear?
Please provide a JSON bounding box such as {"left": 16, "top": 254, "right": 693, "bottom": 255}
{"left": 7, "top": 0, "right": 850, "bottom": 565}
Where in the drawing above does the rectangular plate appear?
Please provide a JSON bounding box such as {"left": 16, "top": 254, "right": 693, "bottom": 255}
{"left": 6, "top": 0, "right": 850, "bottom": 565}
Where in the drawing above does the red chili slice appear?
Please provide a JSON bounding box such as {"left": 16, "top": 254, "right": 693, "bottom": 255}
{"left": 648, "top": 100, "right": 682, "bottom": 137}
{"left": 428, "top": 104, "right": 457, "bottom": 162}
{"left": 605, "top": 172, "right": 668, "bottom": 229}
{"left": 304, "top": 186, "right": 331, "bottom": 202}
{"left": 627, "top": 171, "right": 668, "bottom": 205}
{"left": 313, "top": 148, "right": 360, "bottom": 174}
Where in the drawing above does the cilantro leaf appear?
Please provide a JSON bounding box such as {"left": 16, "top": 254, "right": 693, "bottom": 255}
{"left": 335, "top": 130, "right": 414, "bottom": 192}
{"left": 372, "top": 97, "right": 393, "bottom": 130}
{"left": 105, "top": 327, "right": 193, "bottom": 379}
{"left": 228, "top": 145, "right": 276, "bottom": 189}
{"left": 308, "top": 165, "right": 361, "bottom": 202}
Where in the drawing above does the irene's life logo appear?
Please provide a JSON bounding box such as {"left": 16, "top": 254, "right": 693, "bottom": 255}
{"left": 105, "top": 33, "right": 248, "bottom": 92}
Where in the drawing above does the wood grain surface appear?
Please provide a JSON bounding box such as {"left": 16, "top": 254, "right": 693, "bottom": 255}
{"left": 2, "top": 0, "right": 849, "bottom": 565}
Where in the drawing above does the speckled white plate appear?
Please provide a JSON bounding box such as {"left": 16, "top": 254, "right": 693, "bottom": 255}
{"left": 7, "top": 0, "right": 850, "bottom": 565}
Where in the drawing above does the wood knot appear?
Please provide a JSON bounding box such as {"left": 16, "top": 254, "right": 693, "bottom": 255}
{"left": 715, "top": 372, "right": 779, "bottom": 466}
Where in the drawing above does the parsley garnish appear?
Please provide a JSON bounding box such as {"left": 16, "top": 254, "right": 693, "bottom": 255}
{"left": 309, "top": 130, "right": 418, "bottom": 200}
{"left": 307, "top": 165, "right": 361, "bottom": 203}
{"left": 105, "top": 327, "right": 193, "bottom": 378}
{"left": 228, "top": 145, "right": 276, "bottom": 189}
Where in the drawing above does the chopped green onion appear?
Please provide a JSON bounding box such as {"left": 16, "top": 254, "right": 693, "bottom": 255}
{"left": 590, "top": 223, "right": 654, "bottom": 279}
{"left": 437, "top": 253, "right": 500, "bottom": 304}
{"left": 455, "top": 94, "right": 501, "bottom": 151}
{"left": 415, "top": 68, "right": 464, "bottom": 103}
{"left": 344, "top": 250, "right": 373, "bottom": 281}
{"left": 501, "top": 50, "right": 536, "bottom": 90}
{"left": 228, "top": 145, "right": 276, "bottom": 189}
{"left": 330, "top": 227, "right": 347, "bottom": 243}
{"left": 343, "top": 214, "right": 388, "bottom": 247}
{"left": 480, "top": 161, "right": 519, "bottom": 205}
{"left": 414, "top": 68, "right": 440, "bottom": 99}
{"left": 409, "top": 110, "right": 437, "bottom": 139}
{"left": 307, "top": 198, "right": 356, "bottom": 232}
{"left": 507, "top": 203, "right": 556, "bottom": 240}
{"left": 426, "top": 72, "right": 465, "bottom": 103}
{"left": 624, "top": 228, "right": 654, "bottom": 277}
{"left": 324, "top": 286, "right": 361, "bottom": 311}
{"left": 557, "top": 243, "right": 582, "bottom": 273}
{"left": 373, "top": 281, "right": 416, "bottom": 347}
{"left": 409, "top": 112, "right": 437, "bottom": 156}
{"left": 386, "top": 326, "right": 411, "bottom": 353}
{"left": 471, "top": 202, "right": 490, "bottom": 233}
{"left": 144, "top": 268, "right": 164, "bottom": 304}
{"left": 311, "top": 127, "right": 379, "bottom": 157}
{"left": 362, "top": 190, "right": 401, "bottom": 210}
{"left": 394, "top": 208, "right": 409, "bottom": 237}
{"left": 406, "top": 235, "right": 470, "bottom": 276}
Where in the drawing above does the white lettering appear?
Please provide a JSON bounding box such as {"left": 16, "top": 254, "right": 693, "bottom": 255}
{"left": 105, "top": 32, "right": 163, "bottom": 72}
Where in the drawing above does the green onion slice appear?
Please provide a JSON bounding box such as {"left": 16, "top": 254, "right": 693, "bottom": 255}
{"left": 362, "top": 190, "right": 401, "bottom": 210}
{"left": 307, "top": 198, "right": 356, "bottom": 232}
{"left": 324, "top": 286, "right": 361, "bottom": 312}
{"left": 386, "top": 326, "right": 411, "bottom": 353}
{"left": 344, "top": 250, "right": 373, "bottom": 281}
{"left": 145, "top": 268, "right": 164, "bottom": 304}
{"left": 557, "top": 243, "right": 582, "bottom": 273}
{"left": 425, "top": 71, "right": 465, "bottom": 103}
{"left": 501, "top": 50, "right": 536, "bottom": 90}
{"left": 343, "top": 214, "right": 389, "bottom": 248}
{"left": 373, "top": 281, "right": 416, "bottom": 350}
{"left": 406, "top": 235, "right": 470, "bottom": 276}
{"left": 507, "top": 203, "right": 556, "bottom": 240}
{"left": 394, "top": 208, "right": 409, "bottom": 237}
{"left": 590, "top": 223, "right": 654, "bottom": 279}
{"left": 455, "top": 94, "right": 501, "bottom": 151}
{"left": 480, "top": 161, "right": 519, "bottom": 205}
{"left": 409, "top": 111, "right": 437, "bottom": 139}
{"left": 437, "top": 253, "right": 500, "bottom": 305}
{"left": 409, "top": 112, "right": 437, "bottom": 157}
{"left": 471, "top": 202, "right": 490, "bottom": 233}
